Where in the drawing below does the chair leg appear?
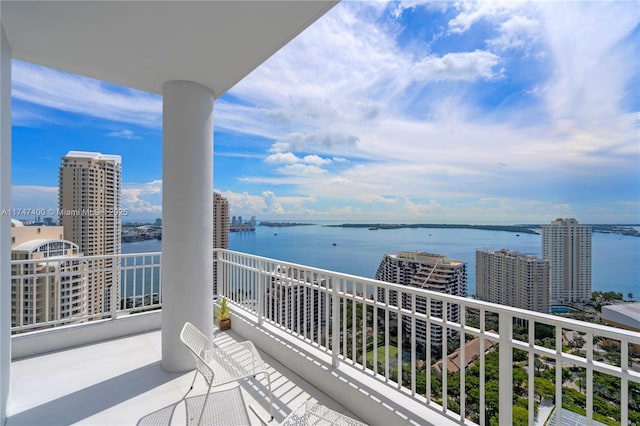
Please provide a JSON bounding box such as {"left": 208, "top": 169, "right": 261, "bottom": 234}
{"left": 182, "top": 370, "right": 198, "bottom": 401}
{"left": 189, "top": 370, "right": 198, "bottom": 390}
{"left": 264, "top": 371, "right": 274, "bottom": 421}
{"left": 196, "top": 383, "right": 213, "bottom": 426}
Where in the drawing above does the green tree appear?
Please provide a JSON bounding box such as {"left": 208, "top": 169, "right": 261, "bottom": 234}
{"left": 513, "top": 348, "right": 527, "bottom": 363}
{"left": 534, "top": 358, "right": 547, "bottom": 376}
{"left": 484, "top": 380, "right": 500, "bottom": 424}
{"left": 513, "top": 404, "right": 529, "bottom": 426}
{"left": 563, "top": 387, "right": 586, "bottom": 408}
{"left": 534, "top": 377, "right": 554, "bottom": 403}
{"left": 513, "top": 367, "right": 528, "bottom": 395}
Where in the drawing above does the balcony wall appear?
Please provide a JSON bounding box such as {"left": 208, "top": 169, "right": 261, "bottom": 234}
{"left": 10, "top": 249, "right": 640, "bottom": 426}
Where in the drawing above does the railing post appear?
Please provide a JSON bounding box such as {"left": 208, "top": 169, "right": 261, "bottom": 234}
{"left": 110, "top": 254, "right": 118, "bottom": 319}
{"left": 257, "top": 259, "right": 264, "bottom": 326}
{"left": 331, "top": 278, "right": 340, "bottom": 367}
{"left": 621, "top": 340, "right": 629, "bottom": 426}
{"left": 213, "top": 249, "right": 218, "bottom": 299}
{"left": 498, "top": 311, "right": 512, "bottom": 425}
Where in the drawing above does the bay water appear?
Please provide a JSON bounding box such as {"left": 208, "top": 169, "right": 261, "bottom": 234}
{"left": 122, "top": 223, "right": 639, "bottom": 298}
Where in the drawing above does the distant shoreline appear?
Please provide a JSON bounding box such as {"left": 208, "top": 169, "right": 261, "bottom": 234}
{"left": 259, "top": 221, "right": 315, "bottom": 227}
{"left": 322, "top": 223, "right": 639, "bottom": 237}
{"left": 324, "top": 223, "right": 539, "bottom": 234}
{"left": 118, "top": 220, "right": 639, "bottom": 238}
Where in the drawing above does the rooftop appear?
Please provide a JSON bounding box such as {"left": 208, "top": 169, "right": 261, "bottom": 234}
{"left": 602, "top": 302, "right": 640, "bottom": 330}
{"left": 63, "top": 151, "right": 122, "bottom": 164}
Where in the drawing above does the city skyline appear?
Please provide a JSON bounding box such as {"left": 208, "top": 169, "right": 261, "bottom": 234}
{"left": 10, "top": 1, "right": 640, "bottom": 224}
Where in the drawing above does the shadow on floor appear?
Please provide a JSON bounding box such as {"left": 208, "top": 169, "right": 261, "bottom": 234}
{"left": 137, "top": 386, "right": 252, "bottom": 426}
{"left": 8, "top": 362, "right": 180, "bottom": 426}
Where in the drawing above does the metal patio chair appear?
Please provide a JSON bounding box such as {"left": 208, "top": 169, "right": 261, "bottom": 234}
{"left": 180, "top": 322, "right": 273, "bottom": 425}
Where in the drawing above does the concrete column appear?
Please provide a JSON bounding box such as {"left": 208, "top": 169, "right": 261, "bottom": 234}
{"left": 0, "top": 23, "right": 12, "bottom": 424}
{"left": 161, "top": 81, "right": 214, "bottom": 372}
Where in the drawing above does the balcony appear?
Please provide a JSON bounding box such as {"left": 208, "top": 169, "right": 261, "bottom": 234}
{"left": 8, "top": 250, "right": 640, "bottom": 425}
{"left": 9, "top": 327, "right": 364, "bottom": 426}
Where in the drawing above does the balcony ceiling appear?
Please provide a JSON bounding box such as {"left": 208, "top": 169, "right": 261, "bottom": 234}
{"left": 1, "top": 0, "right": 338, "bottom": 97}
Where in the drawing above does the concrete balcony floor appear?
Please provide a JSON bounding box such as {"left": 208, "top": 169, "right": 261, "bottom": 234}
{"left": 7, "top": 329, "right": 359, "bottom": 425}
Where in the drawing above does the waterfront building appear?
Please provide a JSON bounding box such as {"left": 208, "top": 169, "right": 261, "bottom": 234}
{"left": 375, "top": 251, "right": 467, "bottom": 347}
{"left": 59, "top": 151, "right": 122, "bottom": 316}
{"left": 213, "top": 192, "right": 229, "bottom": 296}
{"left": 542, "top": 218, "right": 592, "bottom": 305}
{"left": 476, "top": 249, "right": 550, "bottom": 313}
{"left": 266, "top": 266, "right": 327, "bottom": 341}
{"left": 10, "top": 220, "right": 88, "bottom": 329}
{"left": 229, "top": 214, "right": 256, "bottom": 232}
{"left": 213, "top": 192, "right": 229, "bottom": 249}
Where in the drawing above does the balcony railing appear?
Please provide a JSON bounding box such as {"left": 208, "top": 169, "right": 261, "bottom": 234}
{"left": 10, "top": 249, "right": 640, "bottom": 425}
{"left": 11, "top": 252, "right": 161, "bottom": 331}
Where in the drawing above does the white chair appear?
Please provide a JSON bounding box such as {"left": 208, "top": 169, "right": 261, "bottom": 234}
{"left": 180, "top": 322, "right": 273, "bottom": 425}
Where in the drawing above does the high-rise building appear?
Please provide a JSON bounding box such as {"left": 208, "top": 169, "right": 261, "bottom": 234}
{"left": 213, "top": 192, "right": 229, "bottom": 249}
{"left": 266, "top": 266, "right": 327, "bottom": 341}
{"left": 542, "top": 218, "right": 592, "bottom": 305}
{"left": 476, "top": 249, "right": 550, "bottom": 313}
{"left": 10, "top": 220, "right": 88, "bottom": 329}
{"left": 59, "top": 151, "right": 122, "bottom": 316}
{"left": 212, "top": 192, "right": 229, "bottom": 297}
{"left": 375, "top": 251, "right": 467, "bottom": 347}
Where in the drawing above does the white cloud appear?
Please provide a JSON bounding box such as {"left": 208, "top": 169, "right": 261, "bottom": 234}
{"left": 262, "top": 191, "right": 284, "bottom": 214}
{"left": 538, "top": 2, "right": 639, "bottom": 132}
{"left": 487, "top": 15, "right": 541, "bottom": 51}
{"left": 412, "top": 50, "right": 501, "bottom": 82}
{"left": 270, "top": 132, "right": 359, "bottom": 155}
{"left": 12, "top": 60, "right": 162, "bottom": 128}
{"left": 392, "top": 1, "right": 444, "bottom": 19}
{"left": 447, "top": 2, "right": 522, "bottom": 35}
{"left": 121, "top": 180, "right": 162, "bottom": 216}
{"left": 265, "top": 152, "right": 299, "bottom": 164}
{"left": 277, "top": 163, "right": 326, "bottom": 176}
{"left": 302, "top": 155, "right": 332, "bottom": 166}
{"left": 221, "top": 190, "right": 309, "bottom": 216}
{"left": 107, "top": 129, "right": 141, "bottom": 140}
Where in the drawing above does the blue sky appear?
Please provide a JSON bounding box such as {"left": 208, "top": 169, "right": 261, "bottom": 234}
{"left": 10, "top": 1, "right": 640, "bottom": 224}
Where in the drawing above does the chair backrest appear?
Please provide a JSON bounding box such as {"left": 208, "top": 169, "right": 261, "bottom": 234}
{"left": 180, "top": 322, "right": 214, "bottom": 384}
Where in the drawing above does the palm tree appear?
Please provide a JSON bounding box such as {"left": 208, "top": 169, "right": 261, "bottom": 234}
{"left": 628, "top": 292, "right": 634, "bottom": 301}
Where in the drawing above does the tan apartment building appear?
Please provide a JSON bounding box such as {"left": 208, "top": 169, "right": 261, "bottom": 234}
{"left": 213, "top": 191, "right": 229, "bottom": 249}
{"left": 213, "top": 192, "right": 229, "bottom": 297}
{"left": 542, "top": 218, "right": 592, "bottom": 305}
{"left": 476, "top": 249, "right": 550, "bottom": 313}
{"left": 10, "top": 220, "right": 88, "bottom": 329}
{"left": 59, "top": 151, "right": 121, "bottom": 316}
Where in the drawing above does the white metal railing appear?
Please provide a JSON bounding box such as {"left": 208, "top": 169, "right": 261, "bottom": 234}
{"left": 9, "top": 249, "right": 640, "bottom": 425}
{"left": 10, "top": 252, "right": 161, "bottom": 333}
{"left": 216, "top": 249, "right": 640, "bottom": 426}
